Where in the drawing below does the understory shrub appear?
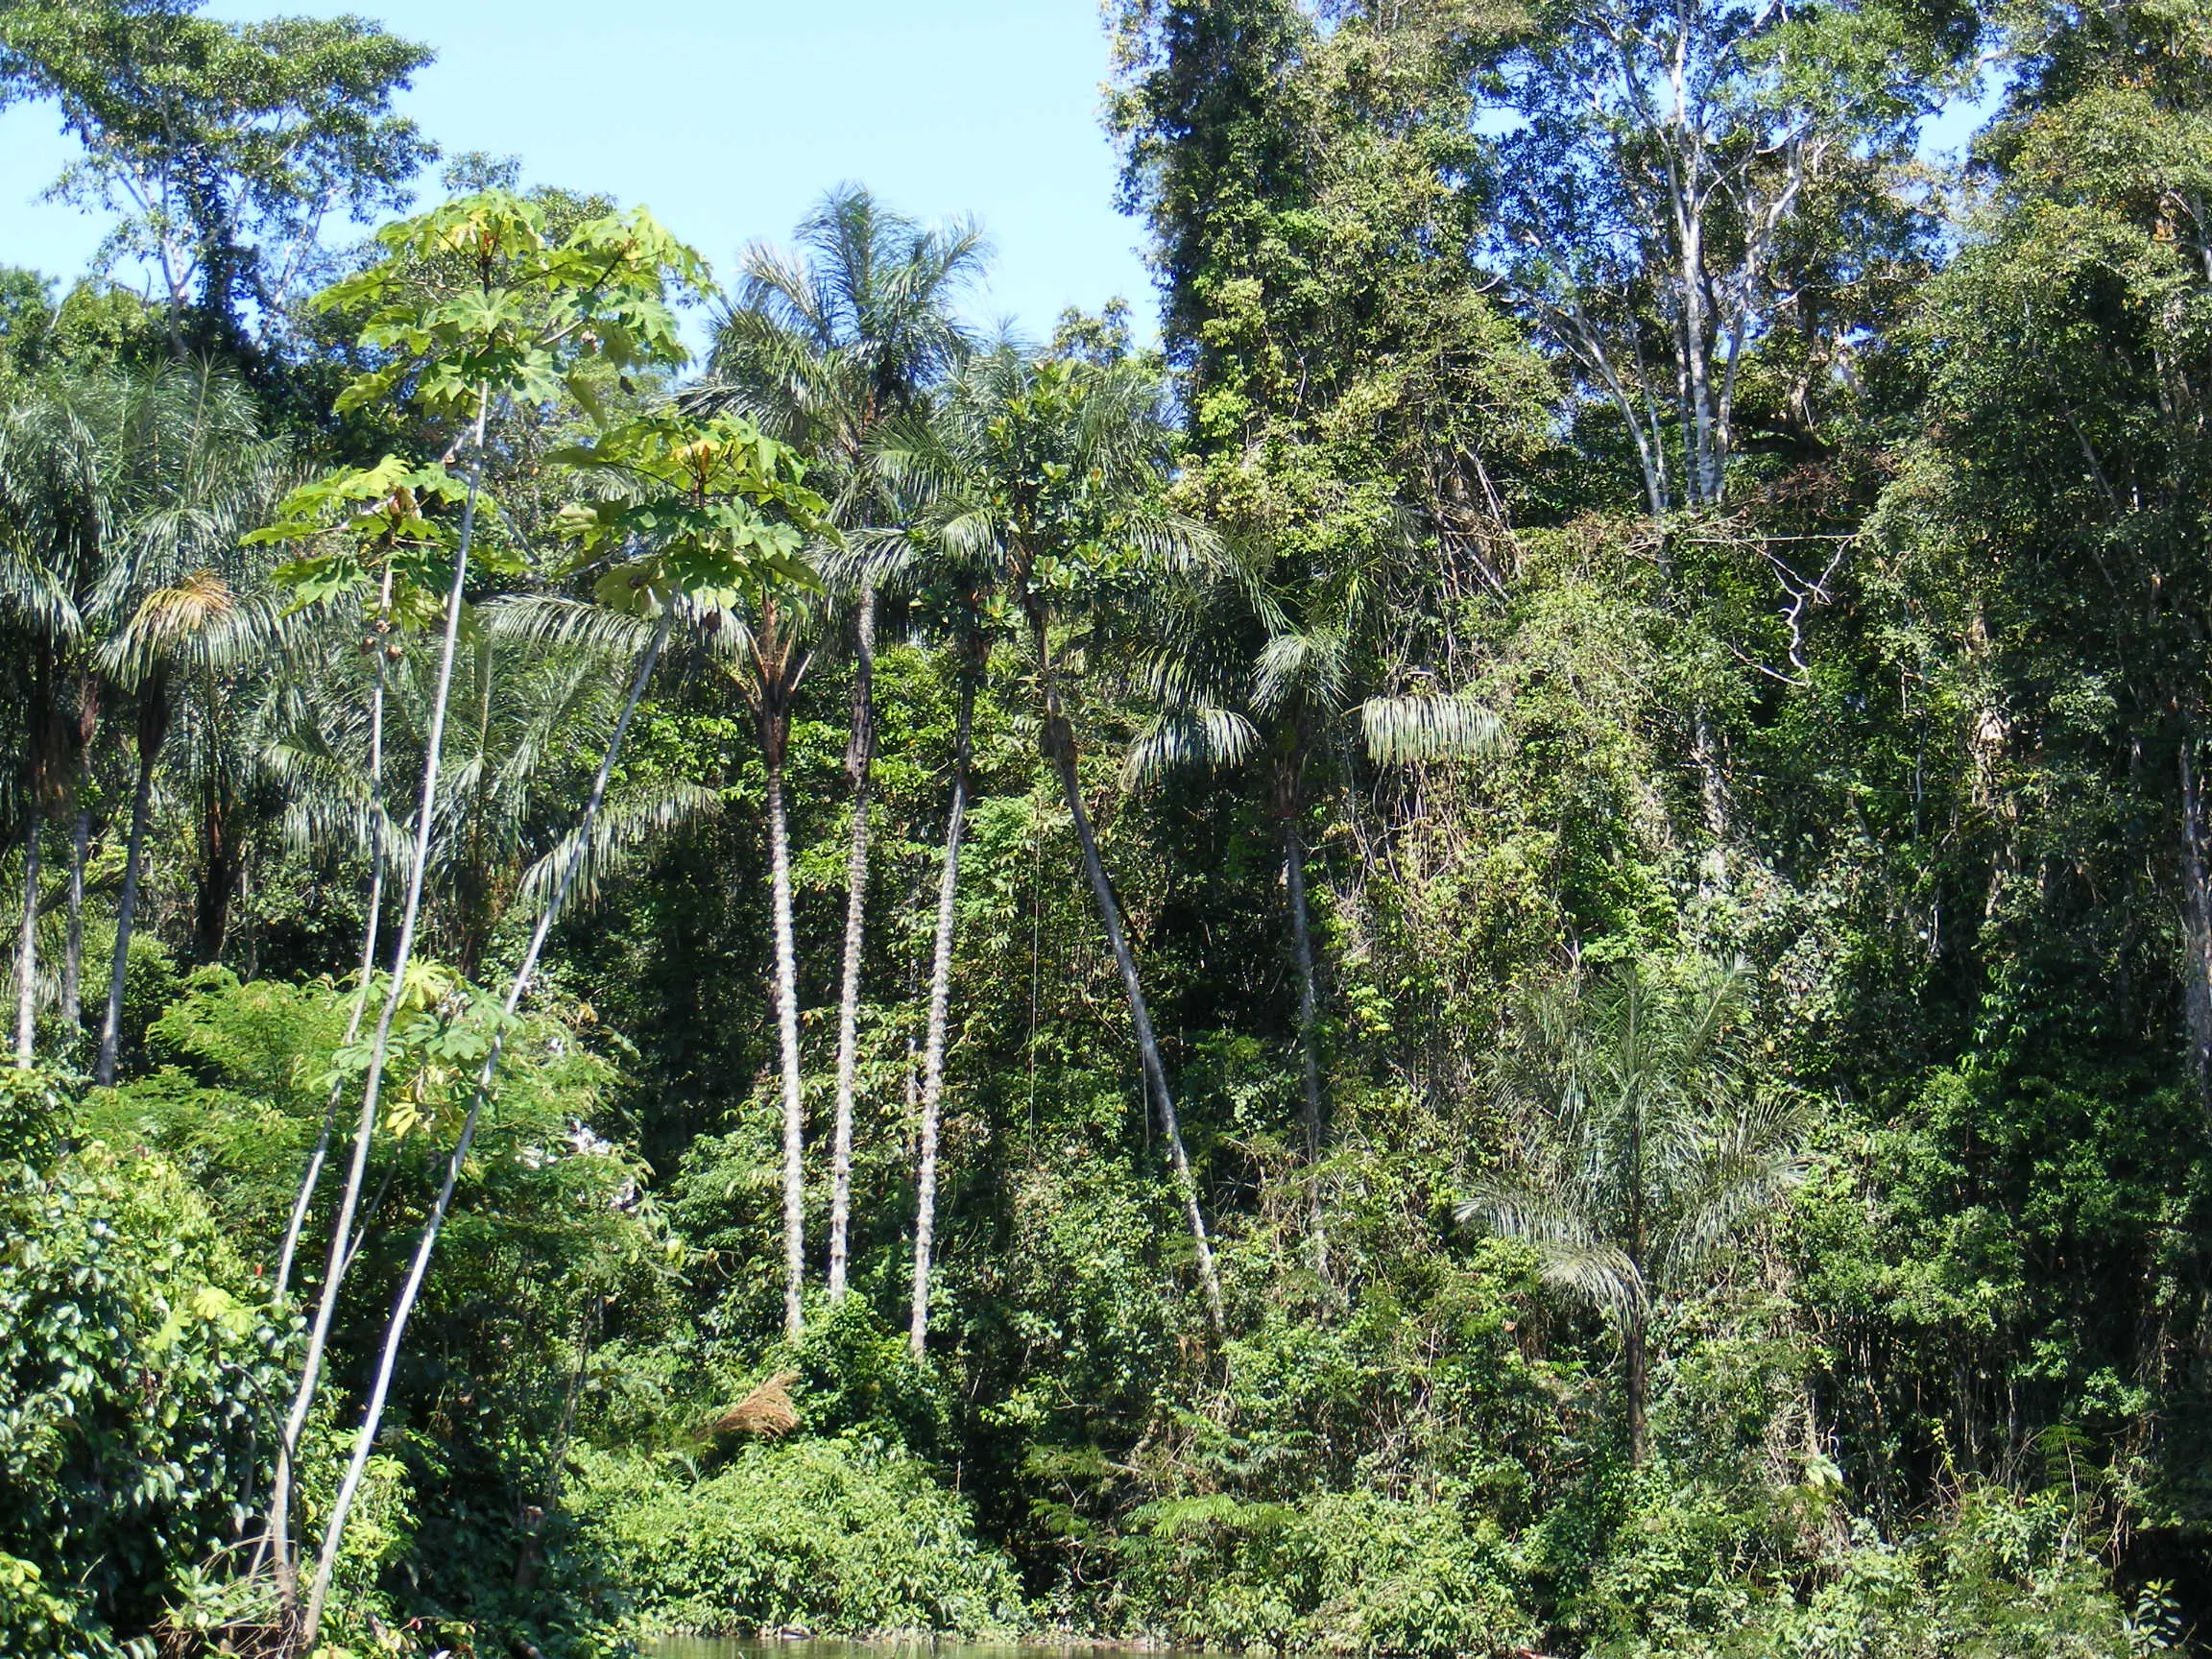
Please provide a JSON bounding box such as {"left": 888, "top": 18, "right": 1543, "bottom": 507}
{"left": 0, "top": 1139, "right": 291, "bottom": 1656}
{"left": 1116, "top": 1487, "right": 1540, "bottom": 1656}
{"left": 1572, "top": 1481, "right": 2174, "bottom": 1658}
{"left": 567, "top": 1435, "right": 1025, "bottom": 1636}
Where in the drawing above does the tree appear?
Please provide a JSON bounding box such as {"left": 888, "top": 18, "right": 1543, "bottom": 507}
{"left": 1112, "top": 2, "right": 1551, "bottom": 1247}
{"left": 1486, "top": 0, "right": 1957, "bottom": 511}
{"left": 1456, "top": 958, "right": 1810, "bottom": 1462}
{"left": 262, "top": 187, "right": 706, "bottom": 1627}
{"left": 0, "top": 380, "right": 96, "bottom": 1065}
{"left": 707, "top": 184, "right": 985, "bottom": 1303}
{"left": 1133, "top": 541, "right": 1507, "bottom": 1257}
{"left": 0, "top": 0, "right": 434, "bottom": 353}
{"left": 298, "top": 405, "right": 820, "bottom": 1644}
{"left": 891, "top": 346, "right": 1230, "bottom": 1335}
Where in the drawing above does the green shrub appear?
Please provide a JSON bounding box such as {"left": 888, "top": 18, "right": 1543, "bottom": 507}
{"left": 1117, "top": 1487, "right": 1540, "bottom": 1656}
{"left": 568, "top": 1435, "right": 1025, "bottom": 1637}
{"left": 1566, "top": 1479, "right": 2169, "bottom": 1659}
{"left": 0, "top": 1142, "right": 291, "bottom": 1655}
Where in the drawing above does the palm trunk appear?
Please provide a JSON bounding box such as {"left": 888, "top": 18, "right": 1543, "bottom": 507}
{"left": 273, "top": 631, "right": 392, "bottom": 1305}
{"left": 14, "top": 812, "right": 38, "bottom": 1068}
{"left": 301, "top": 606, "right": 673, "bottom": 1647}
{"left": 1626, "top": 1305, "right": 1649, "bottom": 1466}
{"left": 97, "top": 689, "right": 165, "bottom": 1087}
{"left": 827, "top": 589, "right": 878, "bottom": 1302}
{"left": 60, "top": 805, "right": 88, "bottom": 1029}
{"left": 909, "top": 669, "right": 975, "bottom": 1357}
{"left": 1278, "top": 766, "right": 1325, "bottom": 1167}
{"left": 194, "top": 775, "right": 241, "bottom": 965}
{"left": 1031, "top": 613, "right": 1223, "bottom": 1334}
{"left": 765, "top": 705, "right": 808, "bottom": 1341}
{"left": 271, "top": 390, "right": 489, "bottom": 1618}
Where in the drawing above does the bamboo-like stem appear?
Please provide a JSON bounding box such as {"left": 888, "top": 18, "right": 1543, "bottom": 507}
{"left": 767, "top": 708, "right": 807, "bottom": 1339}
{"left": 827, "top": 588, "right": 877, "bottom": 1301}
{"left": 14, "top": 812, "right": 38, "bottom": 1068}
{"left": 1030, "top": 609, "right": 1223, "bottom": 1334}
{"left": 273, "top": 594, "right": 394, "bottom": 1306}
{"left": 909, "top": 667, "right": 974, "bottom": 1355}
{"left": 60, "top": 805, "right": 88, "bottom": 1029}
{"left": 301, "top": 605, "right": 673, "bottom": 1643}
{"left": 271, "top": 389, "right": 489, "bottom": 1618}
{"left": 96, "top": 686, "right": 165, "bottom": 1086}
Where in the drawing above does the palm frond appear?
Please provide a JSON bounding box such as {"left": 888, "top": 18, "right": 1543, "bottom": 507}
{"left": 517, "top": 781, "right": 717, "bottom": 926}
{"left": 1123, "top": 704, "right": 1259, "bottom": 786}
{"left": 1358, "top": 692, "right": 1505, "bottom": 766}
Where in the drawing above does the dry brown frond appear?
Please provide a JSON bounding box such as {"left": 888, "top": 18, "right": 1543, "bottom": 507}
{"left": 712, "top": 1369, "right": 800, "bottom": 1438}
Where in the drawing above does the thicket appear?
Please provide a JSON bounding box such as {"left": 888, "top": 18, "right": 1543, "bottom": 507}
{"left": 1, "top": 0, "right": 2210, "bottom": 1654}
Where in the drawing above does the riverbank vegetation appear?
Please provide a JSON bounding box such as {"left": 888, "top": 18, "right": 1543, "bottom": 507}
{"left": 2, "top": 0, "right": 2209, "bottom": 1653}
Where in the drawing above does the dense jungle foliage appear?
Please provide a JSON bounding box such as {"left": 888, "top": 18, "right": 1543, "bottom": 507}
{"left": 4, "top": 0, "right": 2212, "bottom": 1653}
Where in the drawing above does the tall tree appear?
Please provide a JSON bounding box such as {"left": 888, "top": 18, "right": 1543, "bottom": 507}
{"left": 1485, "top": 0, "right": 1959, "bottom": 511}
{"left": 891, "top": 345, "right": 1230, "bottom": 1334}
{"left": 262, "top": 188, "right": 706, "bottom": 1623}
{"left": 707, "top": 184, "right": 985, "bottom": 1302}
{"left": 300, "top": 406, "right": 820, "bottom": 1645}
{"left": 0, "top": 0, "right": 434, "bottom": 353}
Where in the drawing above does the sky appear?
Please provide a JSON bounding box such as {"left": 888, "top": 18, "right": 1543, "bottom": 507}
{"left": 0, "top": 0, "right": 1161, "bottom": 349}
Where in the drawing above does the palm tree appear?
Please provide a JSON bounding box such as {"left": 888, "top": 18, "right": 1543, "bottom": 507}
{"left": 269, "top": 195, "right": 709, "bottom": 1630}
{"left": 0, "top": 359, "right": 281, "bottom": 1070}
{"left": 93, "top": 570, "right": 293, "bottom": 1064}
{"left": 889, "top": 346, "right": 1230, "bottom": 1335}
{"left": 1133, "top": 533, "right": 1504, "bottom": 1268}
{"left": 903, "top": 596, "right": 988, "bottom": 1356}
{"left": 705, "top": 184, "right": 986, "bottom": 1302}
{"left": 1455, "top": 958, "right": 1812, "bottom": 1463}
{"left": 0, "top": 375, "right": 101, "bottom": 1065}
{"left": 710, "top": 581, "right": 823, "bottom": 1340}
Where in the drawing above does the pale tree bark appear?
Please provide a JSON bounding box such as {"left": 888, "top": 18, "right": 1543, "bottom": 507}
{"left": 1030, "top": 609, "right": 1224, "bottom": 1334}
{"left": 14, "top": 813, "right": 38, "bottom": 1068}
{"left": 269, "top": 392, "right": 489, "bottom": 1618}
{"left": 765, "top": 703, "right": 808, "bottom": 1341}
{"left": 97, "top": 685, "right": 167, "bottom": 1086}
{"left": 827, "top": 588, "right": 878, "bottom": 1302}
{"left": 910, "top": 668, "right": 975, "bottom": 1356}
{"left": 300, "top": 607, "right": 674, "bottom": 1648}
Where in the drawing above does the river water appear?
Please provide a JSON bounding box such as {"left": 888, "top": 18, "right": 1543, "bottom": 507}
{"left": 653, "top": 1641, "right": 1201, "bottom": 1659}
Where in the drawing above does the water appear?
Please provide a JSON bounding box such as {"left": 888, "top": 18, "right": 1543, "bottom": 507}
{"left": 653, "top": 1641, "right": 1197, "bottom": 1659}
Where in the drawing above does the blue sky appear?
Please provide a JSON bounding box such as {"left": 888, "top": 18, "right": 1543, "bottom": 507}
{"left": 0, "top": 0, "right": 1160, "bottom": 349}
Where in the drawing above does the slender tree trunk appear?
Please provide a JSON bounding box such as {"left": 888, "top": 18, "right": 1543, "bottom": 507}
{"left": 1031, "top": 612, "right": 1224, "bottom": 1334}
{"left": 273, "top": 629, "right": 392, "bottom": 1305}
{"left": 1626, "top": 1305, "right": 1649, "bottom": 1466}
{"left": 272, "top": 391, "right": 489, "bottom": 1620}
{"left": 97, "top": 690, "right": 165, "bottom": 1087}
{"left": 910, "top": 669, "right": 974, "bottom": 1357}
{"left": 60, "top": 805, "right": 88, "bottom": 1030}
{"left": 301, "top": 609, "right": 673, "bottom": 1646}
{"left": 1279, "top": 761, "right": 1329, "bottom": 1280}
{"left": 2180, "top": 728, "right": 2212, "bottom": 1120}
{"left": 195, "top": 775, "right": 241, "bottom": 965}
{"left": 765, "top": 705, "right": 808, "bottom": 1341}
{"left": 14, "top": 812, "right": 38, "bottom": 1067}
{"left": 1277, "top": 763, "right": 1325, "bottom": 1167}
{"left": 827, "top": 588, "right": 878, "bottom": 1302}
